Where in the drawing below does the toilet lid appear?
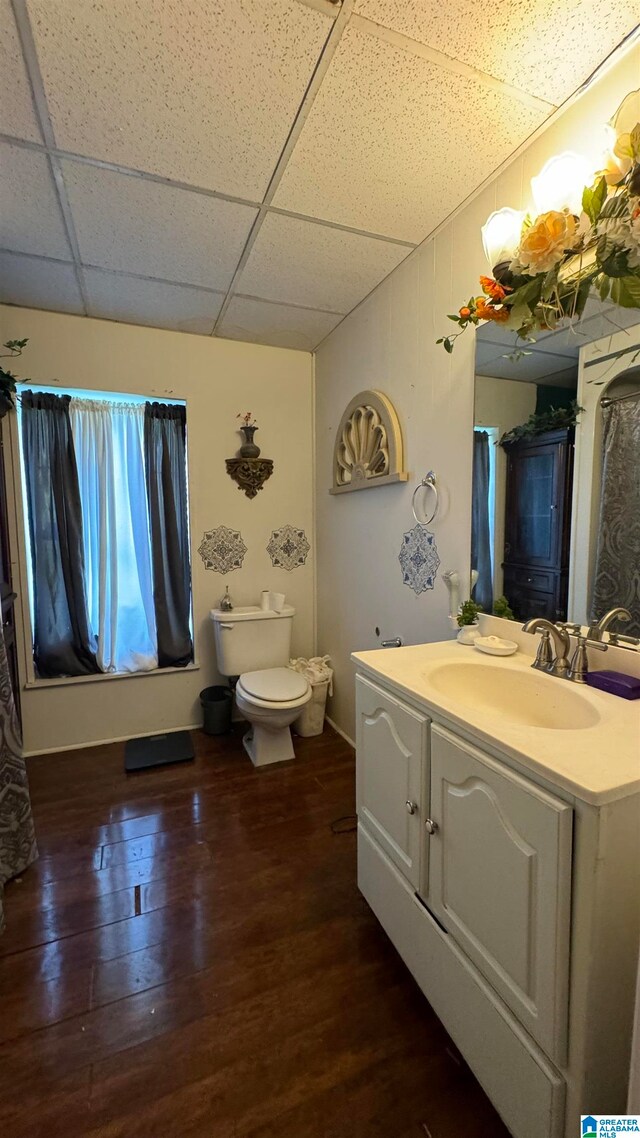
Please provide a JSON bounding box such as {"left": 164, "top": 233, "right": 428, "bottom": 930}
{"left": 240, "top": 668, "right": 309, "bottom": 703}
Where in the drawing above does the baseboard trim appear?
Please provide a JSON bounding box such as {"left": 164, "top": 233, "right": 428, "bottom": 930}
{"left": 325, "top": 715, "right": 355, "bottom": 751}
{"left": 22, "top": 722, "right": 203, "bottom": 758}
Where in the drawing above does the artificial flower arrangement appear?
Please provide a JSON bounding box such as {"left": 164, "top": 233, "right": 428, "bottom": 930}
{"left": 438, "top": 92, "right": 640, "bottom": 353}
{"left": 236, "top": 410, "right": 257, "bottom": 428}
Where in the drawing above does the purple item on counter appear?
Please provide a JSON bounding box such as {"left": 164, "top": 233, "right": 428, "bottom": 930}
{"left": 587, "top": 670, "right": 640, "bottom": 700}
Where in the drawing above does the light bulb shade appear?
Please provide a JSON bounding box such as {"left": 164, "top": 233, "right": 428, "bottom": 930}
{"left": 611, "top": 88, "right": 640, "bottom": 137}
{"left": 530, "top": 152, "right": 591, "bottom": 216}
{"left": 481, "top": 208, "right": 525, "bottom": 270}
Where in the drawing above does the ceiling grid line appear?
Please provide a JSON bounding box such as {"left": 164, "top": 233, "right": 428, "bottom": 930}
{"left": 0, "top": 133, "right": 264, "bottom": 211}
{"left": 350, "top": 14, "right": 556, "bottom": 115}
{"left": 0, "top": 248, "right": 347, "bottom": 318}
{"left": 2, "top": 0, "right": 640, "bottom": 349}
{"left": 9, "top": 0, "right": 90, "bottom": 314}
{"left": 211, "top": 0, "right": 357, "bottom": 335}
{"left": 0, "top": 132, "right": 416, "bottom": 249}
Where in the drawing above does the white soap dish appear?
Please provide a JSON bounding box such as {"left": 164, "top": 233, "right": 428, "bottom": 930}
{"left": 474, "top": 635, "right": 518, "bottom": 657}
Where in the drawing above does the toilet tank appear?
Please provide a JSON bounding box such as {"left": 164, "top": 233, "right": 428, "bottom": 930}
{"left": 211, "top": 605, "right": 296, "bottom": 676}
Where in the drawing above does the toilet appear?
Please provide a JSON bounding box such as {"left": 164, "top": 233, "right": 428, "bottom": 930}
{"left": 210, "top": 604, "right": 311, "bottom": 767}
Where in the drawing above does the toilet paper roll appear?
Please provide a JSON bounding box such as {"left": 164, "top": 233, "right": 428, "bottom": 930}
{"left": 270, "top": 591, "right": 285, "bottom": 613}
{"left": 260, "top": 590, "right": 270, "bottom": 611}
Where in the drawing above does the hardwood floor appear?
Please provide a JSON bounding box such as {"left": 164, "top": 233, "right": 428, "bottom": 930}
{"left": 0, "top": 725, "right": 510, "bottom": 1137}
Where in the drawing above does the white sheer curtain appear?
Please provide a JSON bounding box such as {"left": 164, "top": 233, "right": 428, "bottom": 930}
{"left": 69, "top": 400, "right": 158, "bottom": 673}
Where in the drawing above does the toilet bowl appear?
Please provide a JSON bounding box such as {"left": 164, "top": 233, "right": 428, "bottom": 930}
{"left": 235, "top": 667, "right": 311, "bottom": 766}
{"left": 210, "top": 604, "right": 311, "bottom": 767}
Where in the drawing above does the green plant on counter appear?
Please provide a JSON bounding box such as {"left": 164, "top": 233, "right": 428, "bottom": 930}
{"left": 498, "top": 400, "right": 583, "bottom": 446}
{"left": 457, "top": 600, "right": 482, "bottom": 627}
{"left": 493, "top": 595, "right": 515, "bottom": 620}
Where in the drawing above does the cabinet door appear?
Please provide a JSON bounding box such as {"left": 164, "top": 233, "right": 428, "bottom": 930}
{"left": 504, "top": 434, "right": 571, "bottom": 570}
{"left": 356, "top": 676, "right": 428, "bottom": 889}
{"left": 427, "top": 725, "right": 572, "bottom": 1062}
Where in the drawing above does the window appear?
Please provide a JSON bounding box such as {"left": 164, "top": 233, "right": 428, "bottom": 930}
{"left": 19, "top": 388, "right": 192, "bottom": 679}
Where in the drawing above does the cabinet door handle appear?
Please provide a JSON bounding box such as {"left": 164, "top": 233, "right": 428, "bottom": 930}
{"left": 405, "top": 800, "right": 418, "bottom": 815}
{"left": 424, "top": 818, "right": 438, "bottom": 834}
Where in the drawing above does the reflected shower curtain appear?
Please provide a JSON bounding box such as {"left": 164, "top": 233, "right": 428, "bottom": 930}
{"left": 144, "top": 402, "right": 192, "bottom": 667}
{"left": 0, "top": 619, "right": 37, "bottom": 936}
{"left": 471, "top": 430, "right": 494, "bottom": 613}
{"left": 591, "top": 391, "right": 640, "bottom": 636}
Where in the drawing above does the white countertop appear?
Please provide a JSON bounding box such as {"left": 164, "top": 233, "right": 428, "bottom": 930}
{"left": 352, "top": 639, "right": 640, "bottom": 806}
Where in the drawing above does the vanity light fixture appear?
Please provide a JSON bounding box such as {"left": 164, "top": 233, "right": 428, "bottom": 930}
{"left": 530, "top": 152, "right": 593, "bottom": 215}
{"left": 481, "top": 208, "right": 526, "bottom": 272}
{"left": 437, "top": 88, "right": 640, "bottom": 355}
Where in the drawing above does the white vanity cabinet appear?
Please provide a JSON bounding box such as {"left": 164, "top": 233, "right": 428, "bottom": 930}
{"left": 427, "top": 725, "right": 572, "bottom": 1063}
{"left": 355, "top": 668, "right": 640, "bottom": 1138}
{"left": 356, "top": 675, "right": 428, "bottom": 889}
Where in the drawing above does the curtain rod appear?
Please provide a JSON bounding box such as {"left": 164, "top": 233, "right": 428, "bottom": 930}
{"left": 600, "top": 388, "right": 640, "bottom": 408}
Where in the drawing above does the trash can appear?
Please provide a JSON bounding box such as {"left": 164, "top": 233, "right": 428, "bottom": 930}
{"left": 290, "top": 656, "right": 333, "bottom": 738}
{"left": 200, "top": 685, "right": 233, "bottom": 735}
{"left": 294, "top": 679, "right": 330, "bottom": 737}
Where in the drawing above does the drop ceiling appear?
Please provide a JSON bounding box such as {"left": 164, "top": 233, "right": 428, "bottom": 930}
{"left": 1, "top": 0, "right": 639, "bottom": 351}
{"left": 476, "top": 298, "right": 640, "bottom": 387}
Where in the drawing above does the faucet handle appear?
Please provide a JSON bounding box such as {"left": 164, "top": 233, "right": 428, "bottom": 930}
{"left": 532, "top": 628, "right": 554, "bottom": 671}
{"left": 608, "top": 631, "right": 640, "bottom": 648}
{"left": 557, "top": 620, "right": 581, "bottom": 635}
{"left": 582, "top": 635, "right": 608, "bottom": 652}
{"left": 568, "top": 634, "right": 607, "bottom": 683}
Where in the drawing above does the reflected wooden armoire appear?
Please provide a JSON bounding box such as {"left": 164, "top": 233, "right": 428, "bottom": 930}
{"left": 502, "top": 427, "right": 574, "bottom": 623}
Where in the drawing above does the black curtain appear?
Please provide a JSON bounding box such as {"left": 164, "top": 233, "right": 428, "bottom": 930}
{"left": 144, "top": 402, "right": 192, "bottom": 667}
{"left": 21, "top": 391, "right": 99, "bottom": 678}
{"left": 471, "top": 430, "right": 494, "bottom": 613}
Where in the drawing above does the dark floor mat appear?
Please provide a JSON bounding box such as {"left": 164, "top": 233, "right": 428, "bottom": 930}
{"left": 124, "top": 730, "right": 194, "bottom": 772}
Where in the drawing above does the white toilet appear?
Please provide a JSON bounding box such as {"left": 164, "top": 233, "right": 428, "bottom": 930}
{"left": 210, "top": 604, "right": 311, "bottom": 767}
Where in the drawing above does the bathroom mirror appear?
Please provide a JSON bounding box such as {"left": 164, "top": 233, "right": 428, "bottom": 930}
{"left": 472, "top": 307, "right": 640, "bottom": 640}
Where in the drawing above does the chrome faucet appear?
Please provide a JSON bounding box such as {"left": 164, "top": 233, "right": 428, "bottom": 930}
{"left": 522, "top": 618, "right": 571, "bottom": 677}
{"left": 566, "top": 633, "right": 608, "bottom": 683}
{"left": 524, "top": 617, "right": 610, "bottom": 682}
{"left": 588, "top": 607, "right": 632, "bottom": 643}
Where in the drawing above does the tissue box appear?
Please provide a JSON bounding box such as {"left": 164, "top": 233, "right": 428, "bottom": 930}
{"left": 587, "top": 671, "right": 640, "bottom": 700}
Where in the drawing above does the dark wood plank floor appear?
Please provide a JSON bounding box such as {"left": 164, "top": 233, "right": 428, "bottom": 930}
{"left": 0, "top": 724, "right": 510, "bottom": 1138}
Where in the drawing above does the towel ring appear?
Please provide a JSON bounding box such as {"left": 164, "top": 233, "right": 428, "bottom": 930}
{"left": 412, "top": 471, "right": 438, "bottom": 526}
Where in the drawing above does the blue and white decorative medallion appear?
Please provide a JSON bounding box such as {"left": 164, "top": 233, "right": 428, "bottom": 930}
{"left": 399, "top": 525, "right": 440, "bottom": 595}
{"left": 267, "top": 524, "right": 310, "bottom": 571}
{"left": 198, "top": 526, "right": 247, "bottom": 573}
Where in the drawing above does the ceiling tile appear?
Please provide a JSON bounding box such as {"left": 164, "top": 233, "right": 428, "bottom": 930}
{"left": 84, "top": 269, "right": 224, "bottom": 335}
{"left": 0, "top": 250, "right": 83, "bottom": 313}
{"left": 476, "top": 348, "right": 578, "bottom": 384}
{"left": 0, "top": 143, "right": 71, "bottom": 258}
{"left": 61, "top": 161, "right": 257, "bottom": 291}
{"left": 0, "top": 0, "right": 41, "bottom": 141}
{"left": 272, "top": 25, "right": 545, "bottom": 243}
{"left": 218, "top": 296, "right": 342, "bottom": 350}
{"left": 354, "top": 0, "right": 640, "bottom": 104}
{"left": 27, "top": 0, "right": 331, "bottom": 200}
{"left": 238, "top": 212, "right": 409, "bottom": 312}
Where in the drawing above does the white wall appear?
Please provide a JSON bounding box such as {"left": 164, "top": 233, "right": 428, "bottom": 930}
{"left": 315, "top": 43, "right": 640, "bottom": 742}
{"left": 0, "top": 306, "right": 314, "bottom": 754}
{"left": 475, "top": 376, "right": 537, "bottom": 598}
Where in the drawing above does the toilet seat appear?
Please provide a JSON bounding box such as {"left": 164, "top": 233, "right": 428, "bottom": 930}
{"left": 237, "top": 667, "right": 310, "bottom": 710}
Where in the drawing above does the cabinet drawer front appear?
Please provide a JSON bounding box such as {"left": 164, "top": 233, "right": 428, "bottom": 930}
{"left": 427, "top": 725, "right": 572, "bottom": 1063}
{"left": 359, "top": 827, "right": 565, "bottom": 1138}
{"left": 505, "top": 567, "right": 555, "bottom": 592}
{"left": 356, "top": 675, "right": 427, "bottom": 889}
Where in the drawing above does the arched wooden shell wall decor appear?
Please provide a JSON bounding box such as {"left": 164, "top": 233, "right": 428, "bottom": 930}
{"left": 330, "top": 390, "right": 409, "bottom": 494}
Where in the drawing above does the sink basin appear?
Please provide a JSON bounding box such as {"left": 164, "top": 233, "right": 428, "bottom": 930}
{"left": 427, "top": 662, "right": 600, "bottom": 730}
